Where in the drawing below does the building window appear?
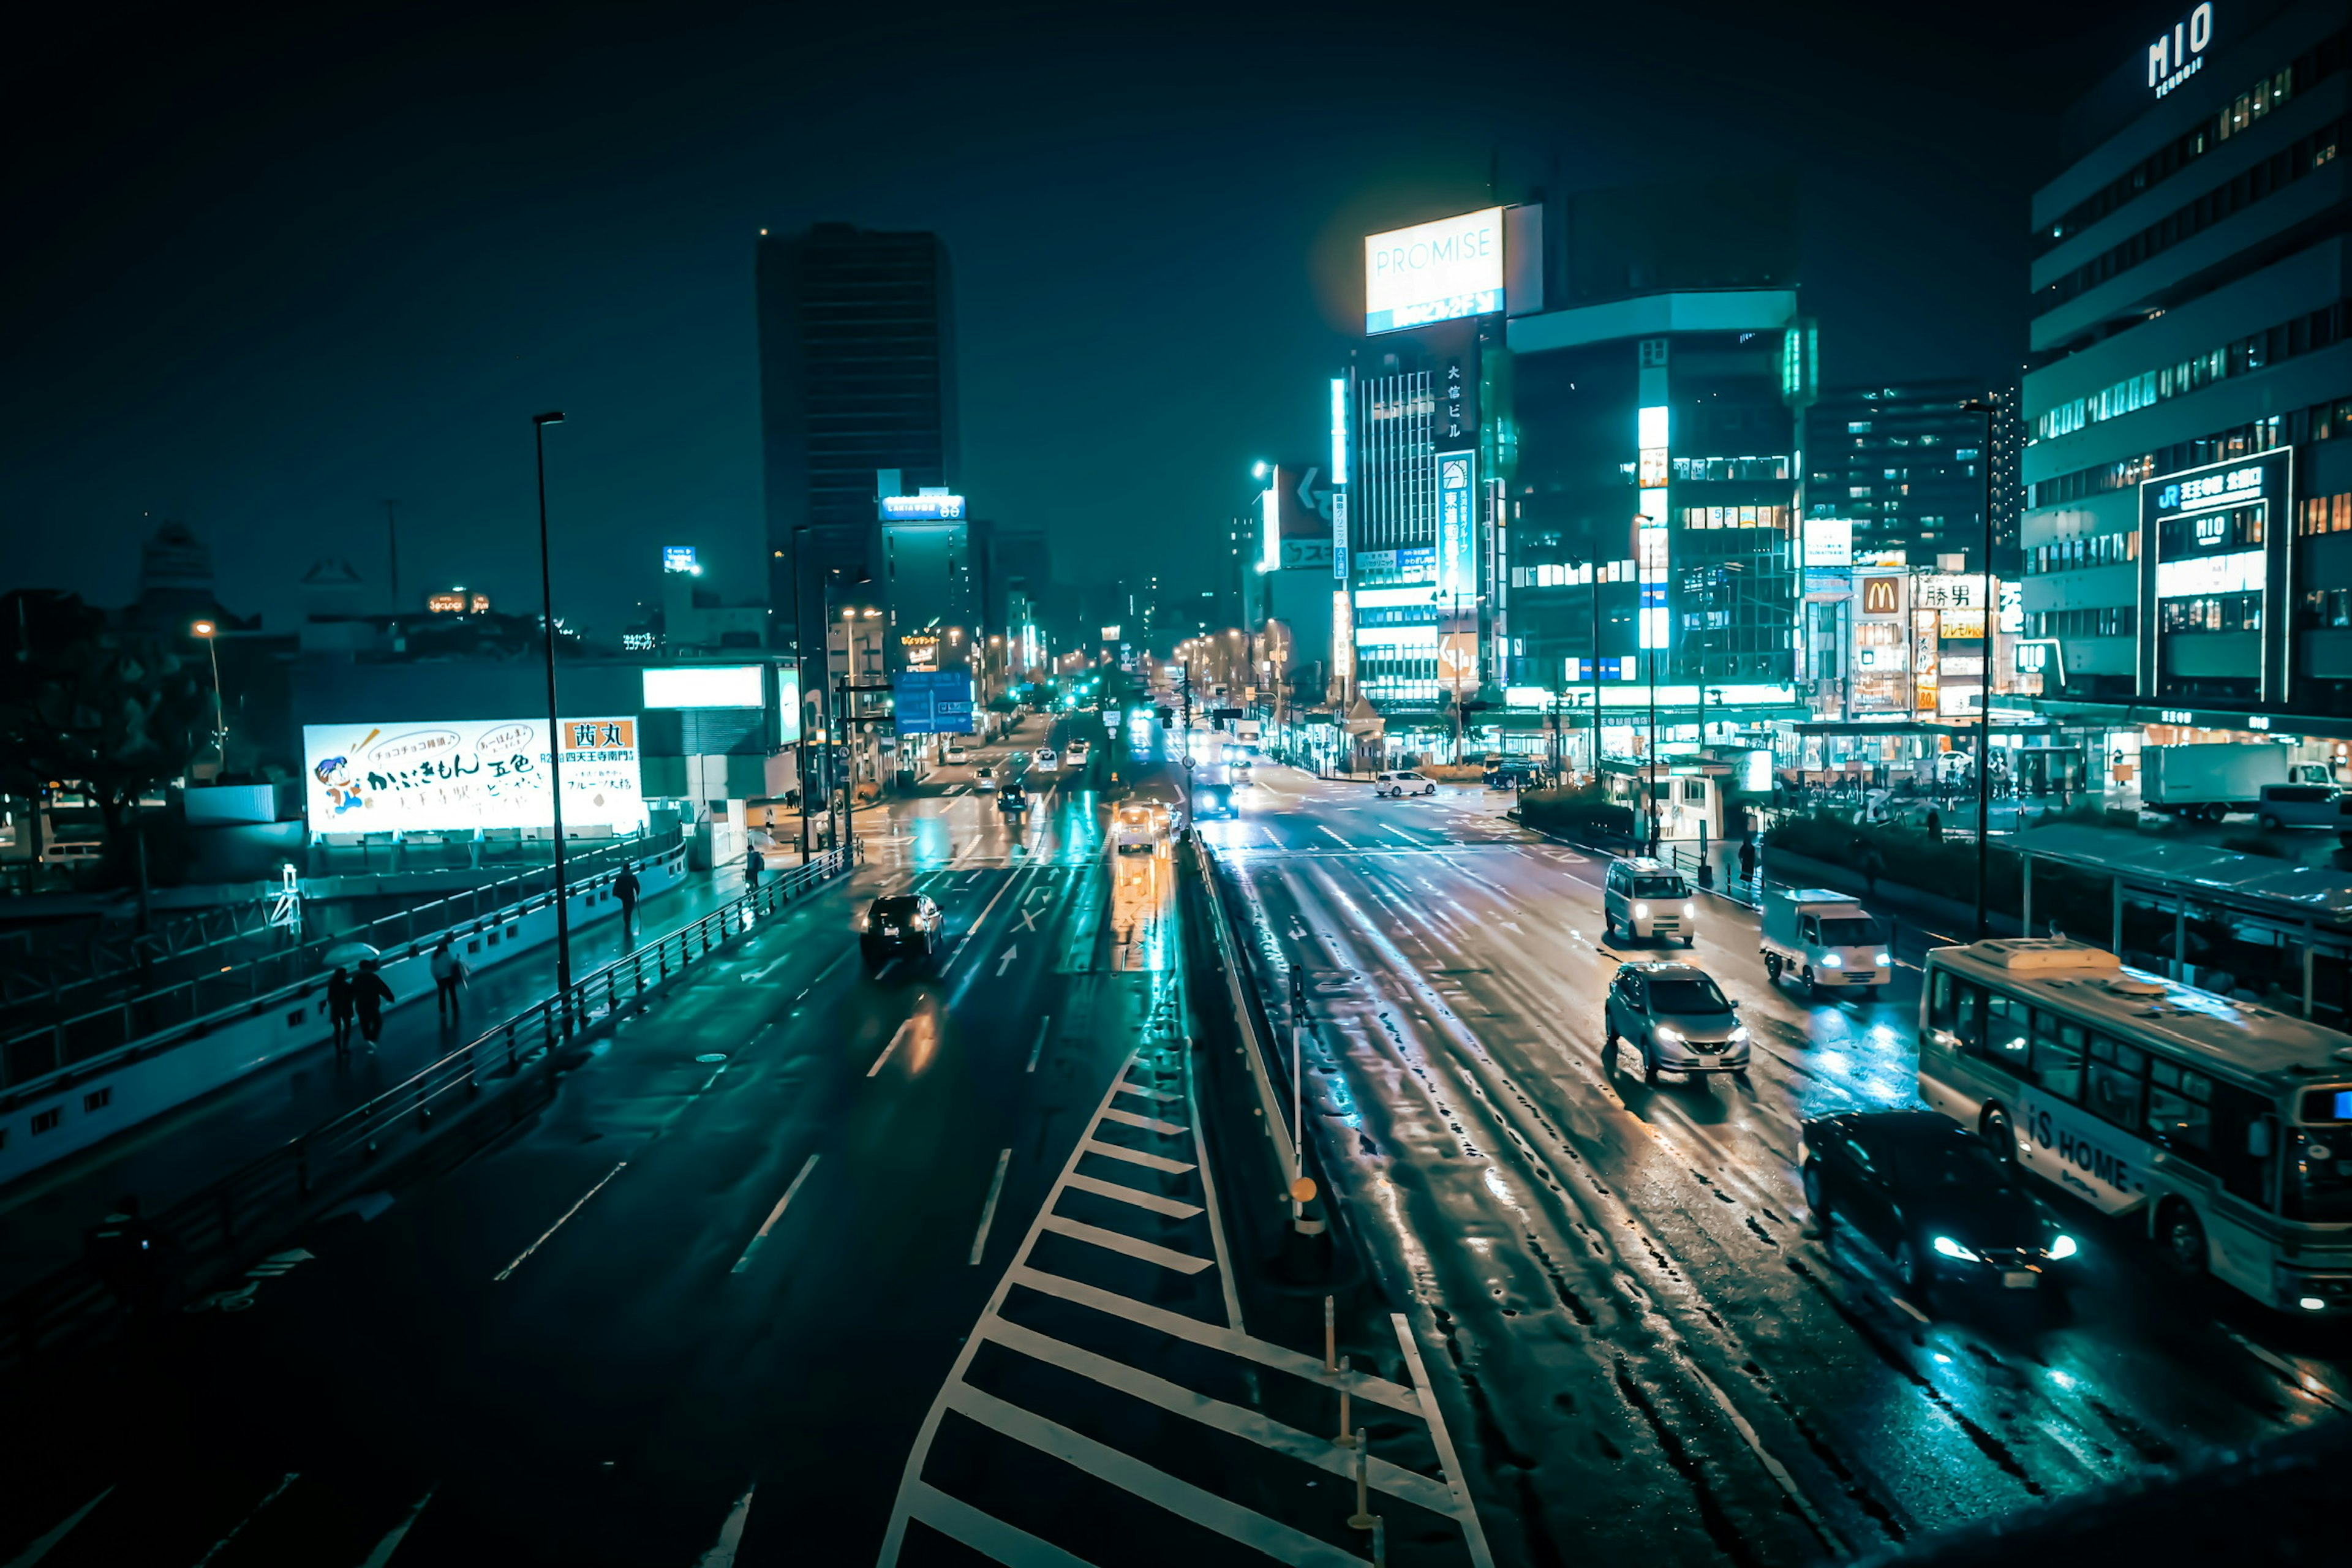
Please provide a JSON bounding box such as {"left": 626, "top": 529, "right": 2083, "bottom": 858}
{"left": 2299, "top": 492, "right": 2352, "bottom": 534}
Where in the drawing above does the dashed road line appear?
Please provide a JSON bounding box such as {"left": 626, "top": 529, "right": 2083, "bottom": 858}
{"left": 494, "top": 1162, "right": 627, "bottom": 1282}
{"left": 730, "top": 1153, "right": 820, "bottom": 1275}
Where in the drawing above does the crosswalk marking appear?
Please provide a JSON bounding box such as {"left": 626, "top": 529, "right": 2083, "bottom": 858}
{"left": 898, "top": 1482, "right": 1097, "bottom": 1568}
{"left": 943, "top": 1383, "right": 1369, "bottom": 1568}
{"left": 1115, "top": 1080, "right": 1182, "bottom": 1104}
{"left": 1038, "top": 1213, "right": 1212, "bottom": 1273}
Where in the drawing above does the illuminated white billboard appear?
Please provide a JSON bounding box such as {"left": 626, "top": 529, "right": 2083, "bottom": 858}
{"left": 304, "top": 717, "right": 647, "bottom": 836}
{"left": 1365, "top": 208, "right": 1503, "bottom": 334}
{"left": 641, "top": 665, "right": 763, "bottom": 709}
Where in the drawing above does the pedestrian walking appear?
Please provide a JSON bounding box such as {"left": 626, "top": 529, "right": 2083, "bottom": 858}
{"left": 1737, "top": 836, "right": 1758, "bottom": 888}
{"left": 429, "top": 937, "right": 468, "bottom": 1024}
{"left": 1926, "top": 807, "right": 1943, "bottom": 843}
{"left": 1858, "top": 837, "right": 1887, "bottom": 896}
{"left": 354, "top": 959, "right": 393, "bottom": 1047}
{"left": 614, "top": 862, "right": 641, "bottom": 938}
{"left": 326, "top": 965, "right": 356, "bottom": 1058}
{"left": 85, "top": 1194, "right": 170, "bottom": 1317}
{"left": 744, "top": 842, "right": 763, "bottom": 890}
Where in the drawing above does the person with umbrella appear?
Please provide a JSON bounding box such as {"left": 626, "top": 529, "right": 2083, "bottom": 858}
{"left": 354, "top": 959, "right": 394, "bottom": 1048}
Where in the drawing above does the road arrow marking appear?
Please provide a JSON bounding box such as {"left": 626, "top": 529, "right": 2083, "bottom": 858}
{"left": 996, "top": 946, "right": 1019, "bottom": 977}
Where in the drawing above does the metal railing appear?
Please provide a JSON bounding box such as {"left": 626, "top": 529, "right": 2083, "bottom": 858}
{"left": 0, "top": 840, "right": 859, "bottom": 1376}
{"left": 1, "top": 828, "right": 678, "bottom": 1087}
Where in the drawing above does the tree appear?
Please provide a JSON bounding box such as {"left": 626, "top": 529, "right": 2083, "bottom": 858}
{"left": 0, "top": 590, "right": 213, "bottom": 861}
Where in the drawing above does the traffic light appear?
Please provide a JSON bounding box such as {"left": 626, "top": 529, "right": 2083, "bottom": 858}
{"left": 1210, "top": 707, "right": 1243, "bottom": 722}
{"left": 1155, "top": 706, "right": 1174, "bottom": 727}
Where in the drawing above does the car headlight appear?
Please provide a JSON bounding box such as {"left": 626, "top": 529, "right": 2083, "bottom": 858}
{"left": 1820, "top": 953, "right": 1842, "bottom": 967}
{"left": 2048, "top": 1234, "right": 2078, "bottom": 1260}
{"left": 1727, "top": 1025, "right": 1749, "bottom": 1044}
{"left": 1653, "top": 1025, "right": 1683, "bottom": 1044}
{"left": 910, "top": 914, "right": 932, "bottom": 930}
{"left": 855, "top": 912, "right": 870, "bottom": 930}
{"left": 1684, "top": 902, "right": 1696, "bottom": 919}
{"left": 1931, "top": 1235, "right": 1979, "bottom": 1262}
{"left": 1634, "top": 902, "right": 1650, "bottom": 920}
{"left": 1876, "top": 952, "right": 1892, "bottom": 967}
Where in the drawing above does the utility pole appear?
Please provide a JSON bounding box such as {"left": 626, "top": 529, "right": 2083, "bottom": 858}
{"left": 529, "top": 413, "right": 573, "bottom": 1005}
{"left": 1961, "top": 398, "right": 1997, "bottom": 940}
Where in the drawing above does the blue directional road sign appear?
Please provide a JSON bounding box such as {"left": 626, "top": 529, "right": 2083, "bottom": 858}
{"left": 893, "top": 670, "right": 976, "bottom": 736}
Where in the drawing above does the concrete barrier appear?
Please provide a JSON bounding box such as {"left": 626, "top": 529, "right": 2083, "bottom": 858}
{"left": 0, "top": 846, "right": 687, "bottom": 1187}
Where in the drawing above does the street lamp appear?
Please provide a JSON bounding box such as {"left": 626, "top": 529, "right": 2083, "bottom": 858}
{"left": 530, "top": 410, "right": 575, "bottom": 1005}
{"left": 190, "top": 620, "right": 227, "bottom": 769}
{"left": 1960, "top": 398, "right": 1998, "bottom": 940}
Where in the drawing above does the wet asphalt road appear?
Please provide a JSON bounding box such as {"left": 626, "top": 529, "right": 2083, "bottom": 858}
{"left": 1202, "top": 766, "right": 2352, "bottom": 1567}
{"left": 0, "top": 717, "right": 1175, "bottom": 1566}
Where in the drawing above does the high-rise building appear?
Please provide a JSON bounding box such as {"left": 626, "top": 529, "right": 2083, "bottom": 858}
{"left": 1806, "top": 381, "right": 1999, "bottom": 567}
{"left": 2019, "top": 4, "right": 2352, "bottom": 730}
{"left": 756, "top": 224, "right": 959, "bottom": 652}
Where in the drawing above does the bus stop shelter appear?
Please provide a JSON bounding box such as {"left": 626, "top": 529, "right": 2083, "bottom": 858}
{"left": 2010, "top": 823, "right": 2352, "bottom": 1025}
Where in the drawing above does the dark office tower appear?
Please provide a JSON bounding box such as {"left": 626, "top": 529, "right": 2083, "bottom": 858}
{"left": 757, "top": 223, "right": 959, "bottom": 649}
{"left": 1806, "top": 380, "right": 1997, "bottom": 567}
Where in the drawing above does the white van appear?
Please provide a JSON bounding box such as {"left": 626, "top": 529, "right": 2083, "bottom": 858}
{"left": 1760, "top": 888, "right": 1890, "bottom": 998}
{"left": 1374, "top": 771, "right": 1436, "bottom": 797}
{"left": 1603, "top": 858, "right": 1696, "bottom": 945}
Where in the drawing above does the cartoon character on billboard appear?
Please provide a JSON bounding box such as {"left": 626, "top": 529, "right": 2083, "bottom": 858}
{"left": 314, "top": 752, "right": 367, "bottom": 815}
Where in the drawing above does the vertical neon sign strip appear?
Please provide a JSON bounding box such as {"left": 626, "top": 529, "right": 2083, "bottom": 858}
{"left": 1261, "top": 481, "right": 1281, "bottom": 573}
{"left": 1330, "top": 378, "right": 1349, "bottom": 486}
{"left": 1437, "top": 452, "right": 1476, "bottom": 600}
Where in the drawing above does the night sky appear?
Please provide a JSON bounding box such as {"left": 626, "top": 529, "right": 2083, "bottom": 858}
{"left": 2, "top": 1, "right": 2145, "bottom": 641}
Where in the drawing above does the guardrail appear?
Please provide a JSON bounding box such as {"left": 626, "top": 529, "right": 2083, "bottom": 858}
{"left": 1, "top": 829, "right": 678, "bottom": 1088}
{"left": 0, "top": 841, "right": 859, "bottom": 1376}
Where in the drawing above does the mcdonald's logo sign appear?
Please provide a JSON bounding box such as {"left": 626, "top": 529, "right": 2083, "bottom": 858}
{"left": 1860, "top": 576, "right": 1902, "bottom": 616}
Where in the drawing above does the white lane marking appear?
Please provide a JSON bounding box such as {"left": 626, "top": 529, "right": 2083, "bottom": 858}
{"left": 1390, "top": 1313, "right": 1496, "bottom": 1563}
{"left": 898, "top": 1482, "right": 1095, "bottom": 1568}
{"left": 1025, "top": 1014, "right": 1052, "bottom": 1073}
{"left": 1014, "top": 905, "right": 1041, "bottom": 932}
{"left": 1115, "top": 1081, "right": 1182, "bottom": 1103}
{"left": 1080, "top": 1137, "right": 1194, "bottom": 1174}
{"left": 943, "top": 1382, "right": 1360, "bottom": 1566}
{"left": 943, "top": 865, "right": 1030, "bottom": 969}
{"left": 494, "top": 1161, "right": 628, "bottom": 1281}
{"left": 1889, "top": 1294, "right": 1931, "bottom": 1325}
{"left": 995, "top": 944, "right": 1019, "bottom": 977}
{"left": 1099, "top": 1106, "right": 1190, "bottom": 1136}
{"left": 1037, "top": 1213, "right": 1213, "bottom": 1273}
{"left": 191, "top": 1472, "right": 300, "bottom": 1567}
{"left": 868, "top": 1019, "right": 914, "bottom": 1077}
{"left": 1064, "top": 1170, "right": 1203, "bottom": 1219}
{"left": 4, "top": 1485, "right": 114, "bottom": 1568}
{"left": 1016, "top": 1264, "right": 1418, "bottom": 1412}
{"left": 358, "top": 1484, "right": 437, "bottom": 1568}
{"left": 986, "top": 1314, "right": 1457, "bottom": 1513}
{"left": 1262, "top": 826, "right": 1282, "bottom": 848}
{"left": 2229, "top": 1329, "right": 2352, "bottom": 1413}
{"left": 969, "top": 1150, "right": 1013, "bottom": 1265}
{"left": 693, "top": 1484, "right": 756, "bottom": 1567}
{"left": 1317, "top": 826, "right": 1351, "bottom": 848}
{"left": 730, "top": 1154, "right": 821, "bottom": 1275}
{"left": 744, "top": 950, "right": 793, "bottom": 982}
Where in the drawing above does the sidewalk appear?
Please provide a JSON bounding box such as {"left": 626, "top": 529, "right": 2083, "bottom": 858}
{"left": 0, "top": 863, "right": 757, "bottom": 1289}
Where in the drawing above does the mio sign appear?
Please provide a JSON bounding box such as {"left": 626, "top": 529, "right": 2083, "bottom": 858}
{"left": 2147, "top": 4, "right": 2214, "bottom": 97}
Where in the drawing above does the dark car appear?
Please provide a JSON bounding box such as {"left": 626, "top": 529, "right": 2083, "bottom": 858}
{"left": 859, "top": 894, "right": 942, "bottom": 971}
{"left": 1483, "top": 760, "right": 1542, "bottom": 789}
{"left": 1800, "top": 1109, "right": 2080, "bottom": 1304}
{"left": 997, "top": 785, "right": 1029, "bottom": 813}
{"left": 1603, "top": 962, "right": 1750, "bottom": 1084}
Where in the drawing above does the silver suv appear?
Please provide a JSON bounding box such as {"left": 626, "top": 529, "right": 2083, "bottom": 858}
{"left": 1604, "top": 961, "right": 1751, "bottom": 1085}
{"left": 1604, "top": 857, "right": 1696, "bottom": 945}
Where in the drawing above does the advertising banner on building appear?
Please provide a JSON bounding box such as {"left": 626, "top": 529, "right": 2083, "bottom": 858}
{"left": 1363, "top": 208, "right": 1504, "bottom": 334}
{"left": 303, "top": 717, "right": 646, "bottom": 837}
{"left": 1438, "top": 632, "right": 1479, "bottom": 693}
{"left": 892, "top": 670, "right": 976, "bottom": 736}
{"left": 1436, "top": 451, "right": 1477, "bottom": 600}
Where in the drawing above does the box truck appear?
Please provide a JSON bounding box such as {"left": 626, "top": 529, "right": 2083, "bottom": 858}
{"left": 1760, "top": 888, "right": 1891, "bottom": 999}
{"left": 2139, "top": 744, "right": 2329, "bottom": 821}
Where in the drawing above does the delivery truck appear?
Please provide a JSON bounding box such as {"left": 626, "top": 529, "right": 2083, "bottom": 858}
{"left": 1760, "top": 888, "right": 1891, "bottom": 999}
{"left": 2139, "top": 744, "right": 2331, "bottom": 821}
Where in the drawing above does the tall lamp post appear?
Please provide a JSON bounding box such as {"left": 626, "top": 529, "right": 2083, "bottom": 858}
{"left": 531, "top": 410, "right": 575, "bottom": 1001}
{"left": 789, "top": 524, "right": 815, "bottom": 862}
{"left": 190, "top": 620, "right": 227, "bottom": 770}
{"left": 1960, "top": 398, "right": 1997, "bottom": 940}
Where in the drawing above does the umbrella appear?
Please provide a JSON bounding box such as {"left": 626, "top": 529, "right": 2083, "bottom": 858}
{"left": 322, "top": 940, "right": 382, "bottom": 969}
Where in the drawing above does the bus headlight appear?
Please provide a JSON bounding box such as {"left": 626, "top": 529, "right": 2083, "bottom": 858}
{"left": 2048, "top": 1234, "right": 2078, "bottom": 1260}
{"left": 1634, "top": 902, "right": 1650, "bottom": 920}
{"left": 1932, "top": 1235, "right": 1979, "bottom": 1262}
{"left": 1820, "top": 953, "right": 1842, "bottom": 967}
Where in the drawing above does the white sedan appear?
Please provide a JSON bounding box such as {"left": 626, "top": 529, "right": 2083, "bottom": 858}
{"left": 1033, "top": 748, "right": 1058, "bottom": 770}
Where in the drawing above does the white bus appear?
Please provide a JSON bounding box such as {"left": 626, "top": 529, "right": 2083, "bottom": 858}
{"left": 1918, "top": 938, "right": 2352, "bottom": 1315}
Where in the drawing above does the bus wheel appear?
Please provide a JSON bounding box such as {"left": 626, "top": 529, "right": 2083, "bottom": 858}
{"left": 1979, "top": 1104, "right": 2015, "bottom": 1162}
{"left": 2159, "top": 1201, "right": 2208, "bottom": 1275}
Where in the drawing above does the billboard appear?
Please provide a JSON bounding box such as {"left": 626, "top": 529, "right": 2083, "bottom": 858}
{"left": 1364, "top": 208, "right": 1504, "bottom": 334}
{"left": 641, "top": 665, "right": 763, "bottom": 709}
{"left": 304, "top": 717, "right": 646, "bottom": 836}
{"left": 1438, "top": 633, "right": 1479, "bottom": 693}
{"left": 880, "top": 493, "right": 967, "bottom": 519}
{"left": 1803, "top": 519, "right": 1855, "bottom": 567}
{"left": 893, "top": 670, "right": 975, "bottom": 736}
